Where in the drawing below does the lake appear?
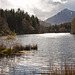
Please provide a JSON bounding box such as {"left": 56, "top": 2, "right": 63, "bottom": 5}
{"left": 0, "top": 33, "right": 75, "bottom": 75}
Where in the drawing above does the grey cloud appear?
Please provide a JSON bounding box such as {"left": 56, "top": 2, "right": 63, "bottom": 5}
{"left": 32, "top": 4, "right": 64, "bottom": 20}
{"left": 32, "top": 0, "right": 75, "bottom": 20}
{"left": 32, "top": 8, "right": 51, "bottom": 20}
{"left": 64, "top": 0, "right": 75, "bottom": 10}
{"left": 0, "top": 0, "right": 13, "bottom": 9}
{"left": 49, "top": 1, "right": 61, "bottom": 5}
{"left": 32, "top": 0, "right": 64, "bottom": 20}
{"left": 61, "top": 0, "right": 67, "bottom": 1}
{"left": 0, "top": 0, "right": 75, "bottom": 20}
{"left": 41, "top": 0, "right": 61, "bottom": 5}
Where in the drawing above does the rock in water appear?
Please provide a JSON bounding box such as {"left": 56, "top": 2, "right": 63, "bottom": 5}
{"left": 71, "top": 18, "right": 75, "bottom": 34}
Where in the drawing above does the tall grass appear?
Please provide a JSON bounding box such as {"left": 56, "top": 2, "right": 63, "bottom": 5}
{"left": 7, "top": 63, "right": 75, "bottom": 75}
{"left": 0, "top": 44, "right": 37, "bottom": 56}
{"left": 1, "top": 62, "right": 74, "bottom": 75}
{"left": 40, "top": 63, "right": 75, "bottom": 75}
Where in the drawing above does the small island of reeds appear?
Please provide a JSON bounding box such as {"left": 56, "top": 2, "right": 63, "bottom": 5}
{"left": 0, "top": 44, "right": 37, "bottom": 56}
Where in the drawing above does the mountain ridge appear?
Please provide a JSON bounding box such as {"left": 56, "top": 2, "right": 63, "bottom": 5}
{"left": 45, "top": 9, "right": 75, "bottom": 25}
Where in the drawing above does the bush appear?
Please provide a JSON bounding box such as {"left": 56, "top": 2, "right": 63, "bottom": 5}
{"left": 5, "top": 35, "right": 16, "bottom": 40}
{"left": 1, "top": 48, "right": 11, "bottom": 55}
{"left": 0, "top": 44, "right": 6, "bottom": 51}
{"left": 24, "top": 45, "right": 31, "bottom": 50}
{"left": 31, "top": 45, "right": 37, "bottom": 50}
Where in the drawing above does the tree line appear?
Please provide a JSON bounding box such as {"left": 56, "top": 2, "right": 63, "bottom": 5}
{"left": 0, "top": 8, "right": 71, "bottom": 34}
{"left": 48, "top": 22, "right": 71, "bottom": 33}
{"left": 0, "top": 8, "right": 40, "bottom": 34}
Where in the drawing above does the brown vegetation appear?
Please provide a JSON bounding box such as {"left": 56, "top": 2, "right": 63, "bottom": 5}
{"left": 71, "top": 18, "right": 75, "bottom": 34}
{"left": 0, "top": 62, "right": 74, "bottom": 75}
{"left": 0, "top": 44, "right": 37, "bottom": 56}
{"left": 0, "top": 16, "right": 10, "bottom": 35}
{"left": 0, "top": 8, "right": 40, "bottom": 34}
{"left": 39, "top": 63, "right": 75, "bottom": 75}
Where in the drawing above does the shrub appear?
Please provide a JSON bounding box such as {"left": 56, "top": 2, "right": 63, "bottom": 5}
{"left": 5, "top": 35, "right": 16, "bottom": 40}
{"left": 24, "top": 45, "right": 31, "bottom": 50}
{"left": 0, "top": 44, "right": 6, "bottom": 51}
{"left": 1, "top": 48, "right": 11, "bottom": 55}
{"left": 31, "top": 45, "right": 37, "bottom": 50}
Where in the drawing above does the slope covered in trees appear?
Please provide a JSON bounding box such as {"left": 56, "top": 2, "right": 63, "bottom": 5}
{"left": 48, "top": 22, "right": 71, "bottom": 33}
{"left": 71, "top": 18, "right": 75, "bottom": 34}
{"left": 0, "top": 8, "right": 40, "bottom": 34}
{"left": 0, "top": 16, "right": 10, "bottom": 35}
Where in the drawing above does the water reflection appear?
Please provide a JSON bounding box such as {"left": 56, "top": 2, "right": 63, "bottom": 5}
{"left": 0, "top": 33, "right": 75, "bottom": 74}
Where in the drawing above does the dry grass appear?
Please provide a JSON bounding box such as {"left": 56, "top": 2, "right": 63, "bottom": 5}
{"left": 0, "top": 44, "right": 37, "bottom": 56}
{"left": 13, "top": 44, "right": 37, "bottom": 51}
{"left": 7, "top": 63, "right": 75, "bottom": 75}
{"left": 5, "top": 63, "right": 75, "bottom": 75}
{"left": 5, "top": 35, "right": 16, "bottom": 40}
{"left": 40, "top": 63, "right": 75, "bottom": 75}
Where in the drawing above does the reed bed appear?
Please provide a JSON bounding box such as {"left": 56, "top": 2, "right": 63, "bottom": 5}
{"left": 0, "top": 44, "right": 37, "bottom": 56}
{"left": 40, "top": 63, "right": 75, "bottom": 75}
{"left": 0, "top": 62, "right": 75, "bottom": 75}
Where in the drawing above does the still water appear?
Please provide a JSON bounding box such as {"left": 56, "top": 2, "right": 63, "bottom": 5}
{"left": 0, "top": 33, "right": 75, "bottom": 74}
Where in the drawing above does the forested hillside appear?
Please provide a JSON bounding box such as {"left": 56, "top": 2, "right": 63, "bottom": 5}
{"left": 0, "top": 16, "right": 10, "bottom": 35}
{"left": 0, "top": 8, "right": 40, "bottom": 34}
{"left": 48, "top": 22, "right": 71, "bottom": 33}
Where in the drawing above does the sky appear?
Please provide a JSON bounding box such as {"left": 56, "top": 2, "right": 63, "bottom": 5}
{"left": 0, "top": 0, "right": 75, "bottom": 20}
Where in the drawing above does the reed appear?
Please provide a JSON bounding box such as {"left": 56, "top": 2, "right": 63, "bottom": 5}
{"left": 0, "top": 44, "right": 37, "bottom": 56}
{"left": 31, "top": 45, "right": 37, "bottom": 50}
{"left": 10, "top": 63, "right": 75, "bottom": 75}
{"left": 40, "top": 63, "right": 75, "bottom": 75}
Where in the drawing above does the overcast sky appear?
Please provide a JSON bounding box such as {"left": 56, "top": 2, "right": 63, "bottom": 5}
{"left": 0, "top": 0, "right": 75, "bottom": 20}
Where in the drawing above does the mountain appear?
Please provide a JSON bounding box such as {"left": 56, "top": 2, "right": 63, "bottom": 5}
{"left": 39, "top": 20, "right": 50, "bottom": 33}
{"left": 45, "top": 9, "right": 75, "bottom": 25}
{"left": 39, "top": 20, "right": 51, "bottom": 27}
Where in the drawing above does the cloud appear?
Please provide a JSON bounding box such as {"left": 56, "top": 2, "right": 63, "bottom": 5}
{"left": 0, "top": 0, "right": 75, "bottom": 20}
{"left": 0, "top": 0, "right": 13, "bottom": 9}
{"left": 32, "top": 0, "right": 65, "bottom": 20}
{"left": 64, "top": 0, "right": 75, "bottom": 10}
